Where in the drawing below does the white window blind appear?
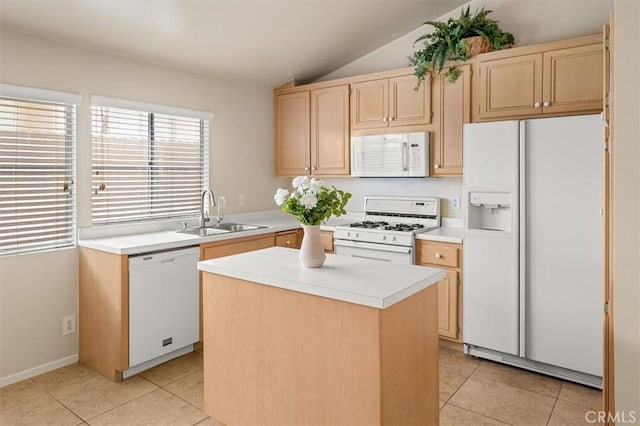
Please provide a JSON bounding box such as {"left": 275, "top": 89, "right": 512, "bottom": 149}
{"left": 0, "top": 96, "right": 76, "bottom": 256}
{"left": 91, "top": 102, "right": 209, "bottom": 224}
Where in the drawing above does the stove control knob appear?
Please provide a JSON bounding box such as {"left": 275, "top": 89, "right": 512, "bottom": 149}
{"left": 347, "top": 232, "right": 351, "bottom": 237}
{"left": 382, "top": 235, "right": 386, "bottom": 241}
{"left": 392, "top": 236, "right": 397, "bottom": 241}
{"left": 356, "top": 233, "right": 359, "bottom": 238}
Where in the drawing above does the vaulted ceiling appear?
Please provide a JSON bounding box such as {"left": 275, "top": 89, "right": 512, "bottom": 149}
{"left": 0, "top": 0, "right": 612, "bottom": 88}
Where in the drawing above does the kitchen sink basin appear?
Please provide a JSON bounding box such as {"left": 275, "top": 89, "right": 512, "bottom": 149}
{"left": 177, "top": 222, "right": 265, "bottom": 236}
{"left": 177, "top": 227, "right": 230, "bottom": 237}
{"left": 210, "top": 222, "right": 266, "bottom": 232}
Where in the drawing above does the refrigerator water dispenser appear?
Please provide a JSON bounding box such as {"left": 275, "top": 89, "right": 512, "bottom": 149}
{"left": 467, "top": 192, "right": 512, "bottom": 232}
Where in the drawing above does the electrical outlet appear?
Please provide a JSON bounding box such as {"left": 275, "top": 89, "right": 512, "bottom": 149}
{"left": 451, "top": 195, "right": 461, "bottom": 211}
{"left": 238, "top": 193, "right": 246, "bottom": 207}
{"left": 218, "top": 196, "right": 227, "bottom": 208}
{"left": 63, "top": 314, "right": 76, "bottom": 335}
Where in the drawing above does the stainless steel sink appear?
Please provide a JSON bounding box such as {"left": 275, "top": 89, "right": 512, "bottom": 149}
{"left": 210, "top": 223, "right": 265, "bottom": 232}
{"left": 177, "top": 222, "right": 265, "bottom": 236}
{"left": 177, "top": 227, "right": 230, "bottom": 237}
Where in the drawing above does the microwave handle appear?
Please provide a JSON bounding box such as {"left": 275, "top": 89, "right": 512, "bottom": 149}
{"left": 402, "top": 142, "right": 408, "bottom": 171}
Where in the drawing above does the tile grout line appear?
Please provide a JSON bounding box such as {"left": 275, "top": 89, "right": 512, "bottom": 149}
{"left": 545, "top": 396, "right": 560, "bottom": 425}
{"left": 470, "top": 359, "right": 579, "bottom": 401}
{"left": 161, "top": 380, "right": 206, "bottom": 414}
{"left": 446, "top": 401, "right": 516, "bottom": 425}
{"left": 75, "top": 377, "right": 160, "bottom": 423}
{"left": 158, "top": 377, "right": 209, "bottom": 426}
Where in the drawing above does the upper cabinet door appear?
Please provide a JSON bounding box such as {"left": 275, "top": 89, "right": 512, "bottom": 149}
{"left": 350, "top": 79, "right": 389, "bottom": 130}
{"left": 311, "top": 85, "right": 350, "bottom": 175}
{"left": 275, "top": 91, "right": 310, "bottom": 176}
{"left": 477, "top": 53, "right": 543, "bottom": 120}
{"left": 432, "top": 64, "right": 471, "bottom": 176}
{"left": 542, "top": 44, "right": 603, "bottom": 115}
{"left": 389, "top": 74, "right": 432, "bottom": 127}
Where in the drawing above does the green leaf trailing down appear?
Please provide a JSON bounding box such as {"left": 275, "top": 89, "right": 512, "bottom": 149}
{"left": 409, "top": 6, "right": 515, "bottom": 87}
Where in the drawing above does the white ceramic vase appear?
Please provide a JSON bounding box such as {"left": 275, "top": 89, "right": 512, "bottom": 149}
{"left": 299, "top": 224, "right": 326, "bottom": 268}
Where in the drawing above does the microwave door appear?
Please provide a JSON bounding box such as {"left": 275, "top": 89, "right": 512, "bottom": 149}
{"left": 350, "top": 132, "right": 429, "bottom": 177}
{"left": 351, "top": 140, "right": 408, "bottom": 177}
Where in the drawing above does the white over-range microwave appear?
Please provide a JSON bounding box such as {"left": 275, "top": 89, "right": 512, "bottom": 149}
{"left": 350, "top": 132, "right": 429, "bottom": 177}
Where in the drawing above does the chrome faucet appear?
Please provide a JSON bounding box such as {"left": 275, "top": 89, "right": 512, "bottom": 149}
{"left": 215, "top": 197, "right": 224, "bottom": 225}
{"left": 199, "top": 189, "right": 215, "bottom": 228}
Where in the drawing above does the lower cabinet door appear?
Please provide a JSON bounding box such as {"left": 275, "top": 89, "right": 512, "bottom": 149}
{"left": 437, "top": 270, "right": 458, "bottom": 339}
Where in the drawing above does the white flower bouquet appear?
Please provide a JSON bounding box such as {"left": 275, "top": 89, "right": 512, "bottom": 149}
{"left": 274, "top": 176, "right": 351, "bottom": 225}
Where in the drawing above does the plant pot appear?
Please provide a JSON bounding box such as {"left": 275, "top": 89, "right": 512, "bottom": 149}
{"left": 299, "top": 225, "right": 326, "bottom": 268}
{"left": 464, "top": 36, "right": 493, "bottom": 56}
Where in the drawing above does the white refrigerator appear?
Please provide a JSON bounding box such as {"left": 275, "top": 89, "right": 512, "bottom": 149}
{"left": 462, "top": 114, "right": 604, "bottom": 388}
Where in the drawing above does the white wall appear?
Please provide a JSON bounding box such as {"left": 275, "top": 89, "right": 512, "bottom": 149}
{"left": 612, "top": 0, "right": 640, "bottom": 413}
{"left": 0, "top": 29, "right": 285, "bottom": 381}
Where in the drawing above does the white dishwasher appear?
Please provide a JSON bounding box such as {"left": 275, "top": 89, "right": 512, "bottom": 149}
{"left": 127, "top": 246, "right": 200, "bottom": 377}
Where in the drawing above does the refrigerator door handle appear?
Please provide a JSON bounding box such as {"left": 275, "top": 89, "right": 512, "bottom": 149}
{"left": 518, "top": 121, "right": 527, "bottom": 358}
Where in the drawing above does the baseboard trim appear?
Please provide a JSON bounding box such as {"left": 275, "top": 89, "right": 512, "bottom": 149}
{"left": 0, "top": 354, "right": 79, "bottom": 388}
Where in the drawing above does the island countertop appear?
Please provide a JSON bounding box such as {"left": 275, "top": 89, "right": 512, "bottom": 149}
{"left": 197, "top": 246, "right": 446, "bottom": 309}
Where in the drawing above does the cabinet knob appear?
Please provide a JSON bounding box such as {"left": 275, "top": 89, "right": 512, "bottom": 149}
{"left": 435, "top": 253, "right": 443, "bottom": 259}
{"left": 312, "top": 166, "right": 317, "bottom": 171}
{"left": 285, "top": 240, "right": 291, "bottom": 246}
{"left": 543, "top": 101, "right": 550, "bottom": 107}
{"left": 434, "top": 164, "right": 440, "bottom": 169}
{"left": 388, "top": 116, "right": 394, "bottom": 121}
{"left": 305, "top": 166, "right": 310, "bottom": 171}
{"left": 382, "top": 117, "right": 388, "bottom": 122}
{"left": 534, "top": 102, "right": 541, "bottom": 108}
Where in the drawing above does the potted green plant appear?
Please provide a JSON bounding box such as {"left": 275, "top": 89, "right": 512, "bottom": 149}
{"left": 409, "top": 6, "right": 515, "bottom": 86}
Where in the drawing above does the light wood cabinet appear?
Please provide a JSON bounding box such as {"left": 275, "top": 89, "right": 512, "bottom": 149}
{"left": 542, "top": 44, "right": 604, "bottom": 115}
{"left": 79, "top": 248, "right": 129, "bottom": 381}
{"left": 275, "top": 91, "right": 310, "bottom": 176}
{"left": 416, "top": 240, "right": 463, "bottom": 341}
{"left": 476, "top": 42, "right": 603, "bottom": 120}
{"left": 320, "top": 230, "right": 334, "bottom": 253}
{"left": 275, "top": 230, "right": 301, "bottom": 249}
{"left": 275, "top": 85, "right": 349, "bottom": 176}
{"left": 311, "top": 85, "right": 350, "bottom": 175}
{"left": 351, "top": 74, "right": 431, "bottom": 132}
{"left": 431, "top": 64, "right": 471, "bottom": 176}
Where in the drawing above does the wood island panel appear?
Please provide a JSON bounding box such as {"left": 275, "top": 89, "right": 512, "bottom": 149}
{"left": 202, "top": 273, "right": 439, "bottom": 426}
{"left": 380, "top": 283, "right": 439, "bottom": 425}
{"left": 79, "top": 247, "right": 128, "bottom": 380}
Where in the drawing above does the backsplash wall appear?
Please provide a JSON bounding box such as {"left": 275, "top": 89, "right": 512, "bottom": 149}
{"left": 323, "top": 177, "right": 463, "bottom": 218}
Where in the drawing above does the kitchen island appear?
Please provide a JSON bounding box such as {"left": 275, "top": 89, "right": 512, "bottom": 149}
{"left": 198, "top": 247, "right": 445, "bottom": 426}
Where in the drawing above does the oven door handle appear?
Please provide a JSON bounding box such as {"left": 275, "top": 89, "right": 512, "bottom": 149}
{"left": 333, "top": 239, "right": 412, "bottom": 254}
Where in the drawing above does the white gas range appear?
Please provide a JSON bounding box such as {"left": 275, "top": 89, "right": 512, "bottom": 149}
{"left": 333, "top": 196, "right": 441, "bottom": 264}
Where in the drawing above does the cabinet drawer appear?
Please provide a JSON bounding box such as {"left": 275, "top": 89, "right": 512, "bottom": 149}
{"left": 320, "top": 230, "right": 334, "bottom": 252}
{"left": 275, "top": 230, "right": 300, "bottom": 249}
{"left": 201, "top": 234, "right": 275, "bottom": 260}
{"left": 417, "top": 242, "right": 460, "bottom": 268}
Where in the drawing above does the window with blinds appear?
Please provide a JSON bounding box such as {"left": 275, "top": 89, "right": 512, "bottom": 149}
{"left": 0, "top": 96, "right": 76, "bottom": 256}
{"left": 91, "top": 102, "right": 209, "bottom": 224}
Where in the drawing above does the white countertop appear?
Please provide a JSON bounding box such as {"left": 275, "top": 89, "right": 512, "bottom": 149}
{"left": 198, "top": 246, "right": 445, "bottom": 309}
{"left": 417, "top": 227, "right": 463, "bottom": 244}
{"left": 77, "top": 208, "right": 462, "bottom": 254}
{"left": 77, "top": 210, "right": 362, "bottom": 255}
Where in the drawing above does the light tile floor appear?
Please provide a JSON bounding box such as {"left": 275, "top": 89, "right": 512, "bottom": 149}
{"left": 0, "top": 345, "right": 602, "bottom": 425}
